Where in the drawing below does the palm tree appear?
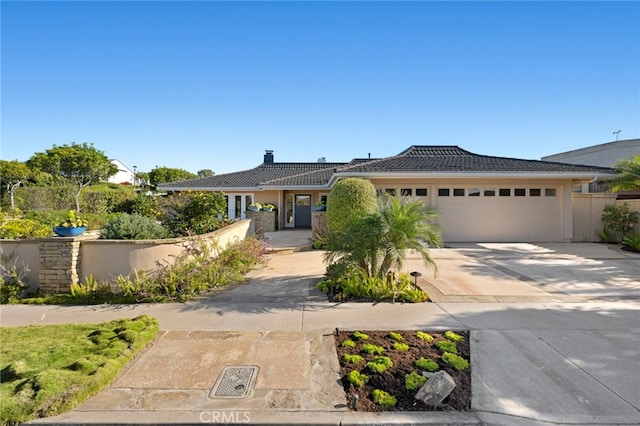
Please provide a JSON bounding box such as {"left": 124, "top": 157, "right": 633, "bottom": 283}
{"left": 376, "top": 193, "right": 441, "bottom": 277}
{"left": 324, "top": 193, "right": 441, "bottom": 277}
{"left": 608, "top": 155, "right": 640, "bottom": 192}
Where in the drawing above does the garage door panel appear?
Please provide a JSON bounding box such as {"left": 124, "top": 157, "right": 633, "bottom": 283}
{"left": 436, "top": 189, "right": 559, "bottom": 242}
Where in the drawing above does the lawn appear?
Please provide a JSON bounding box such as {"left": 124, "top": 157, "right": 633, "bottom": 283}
{"left": 0, "top": 315, "right": 158, "bottom": 425}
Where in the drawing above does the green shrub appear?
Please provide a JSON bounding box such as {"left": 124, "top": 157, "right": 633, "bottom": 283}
{"left": 598, "top": 203, "right": 638, "bottom": 243}
{"left": 389, "top": 332, "right": 404, "bottom": 341}
{"left": 326, "top": 178, "right": 377, "bottom": 235}
{"left": 399, "top": 287, "right": 429, "bottom": 303}
{"left": 361, "top": 343, "right": 384, "bottom": 355}
{"left": 347, "top": 370, "right": 369, "bottom": 387}
{"left": 372, "top": 389, "right": 397, "bottom": 407}
{"left": 1, "top": 253, "right": 30, "bottom": 303}
{"left": 435, "top": 340, "right": 458, "bottom": 354}
{"left": 340, "top": 339, "right": 356, "bottom": 348}
{"left": 80, "top": 183, "right": 134, "bottom": 215}
{"left": 352, "top": 331, "right": 369, "bottom": 341}
{"left": 415, "top": 357, "right": 439, "bottom": 372}
{"left": 416, "top": 331, "right": 434, "bottom": 342}
{"left": 392, "top": 342, "right": 410, "bottom": 351}
{"left": 148, "top": 238, "right": 266, "bottom": 301}
{"left": 405, "top": 371, "right": 427, "bottom": 390}
{"left": 0, "top": 218, "right": 51, "bottom": 239}
{"left": 163, "top": 191, "right": 228, "bottom": 236}
{"left": 100, "top": 213, "right": 170, "bottom": 240}
{"left": 622, "top": 233, "right": 640, "bottom": 252}
{"left": 366, "top": 356, "right": 392, "bottom": 373}
{"left": 342, "top": 354, "right": 365, "bottom": 364}
{"left": 117, "top": 193, "right": 161, "bottom": 218}
{"left": 442, "top": 352, "right": 469, "bottom": 371}
{"left": 15, "top": 186, "right": 75, "bottom": 211}
{"left": 444, "top": 330, "right": 464, "bottom": 342}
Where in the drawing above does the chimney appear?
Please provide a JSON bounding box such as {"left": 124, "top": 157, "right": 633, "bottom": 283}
{"left": 264, "top": 150, "right": 274, "bottom": 164}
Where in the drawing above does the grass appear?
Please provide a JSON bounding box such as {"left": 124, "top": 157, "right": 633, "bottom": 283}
{"left": 0, "top": 315, "right": 158, "bottom": 425}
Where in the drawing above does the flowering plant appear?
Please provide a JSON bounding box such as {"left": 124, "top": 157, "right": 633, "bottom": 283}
{"left": 58, "top": 210, "right": 87, "bottom": 228}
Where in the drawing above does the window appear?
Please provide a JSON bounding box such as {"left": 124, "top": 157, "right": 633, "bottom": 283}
{"left": 320, "top": 195, "right": 328, "bottom": 204}
{"left": 545, "top": 188, "right": 556, "bottom": 197}
{"left": 499, "top": 188, "right": 511, "bottom": 197}
{"left": 438, "top": 188, "right": 450, "bottom": 197}
{"left": 514, "top": 188, "right": 526, "bottom": 197}
{"left": 386, "top": 188, "right": 396, "bottom": 196}
{"left": 453, "top": 188, "right": 465, "bottom": 197}
{"left": 376, "top": 189, "right": 384, "bottom": 197}
{"left": 469, "top": 188, "right": 480, "bottom": 197}
{"left": 484, "top": 188, "right": 496, "bottom": 197}
{"left": 401, "top": 188, "right": 412, "bottom": 196}
{"left": 416, "top": 188, "right": 428, "bottom": 196}
{"left": 530, "top": 188, "right": 541, "bottom": 197}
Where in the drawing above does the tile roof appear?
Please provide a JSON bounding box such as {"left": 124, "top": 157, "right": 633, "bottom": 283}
{"left": 159, "top": 162, "right": 345, "bottom": 189}
{"left": 335, "top": 146, "right": 615, "bottom": 174}
{"left": 158, "top": 145, "right": 614, "bottom": 191}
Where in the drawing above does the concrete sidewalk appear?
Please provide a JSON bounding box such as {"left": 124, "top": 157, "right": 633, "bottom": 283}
{"left": 3, "top": 243, "right": 638, "bottom": 425}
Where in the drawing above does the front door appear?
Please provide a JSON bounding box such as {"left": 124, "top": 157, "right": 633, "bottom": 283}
{"left": 294, "top": 194, "right": 312, "bottom": 228}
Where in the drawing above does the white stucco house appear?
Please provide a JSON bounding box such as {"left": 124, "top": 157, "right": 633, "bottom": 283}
{"left": 107, "top": 159, "right": 135, "bottom": 186}
{"left": 158, "top": 146, "right": 615, "bottom": 243}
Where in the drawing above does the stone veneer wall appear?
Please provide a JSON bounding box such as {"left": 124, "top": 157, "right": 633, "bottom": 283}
{"left": 312, "top": 211, "right": 327, "bottom": 236}
{"left": 38, "top": 235, "right": 95, "bottom": 293}
{"left": 245, "top": 210, "right": 276, "bottom": 236}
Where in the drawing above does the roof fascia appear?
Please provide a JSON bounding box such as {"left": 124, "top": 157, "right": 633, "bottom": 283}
{"left": 328, "top": 171, "right": 615, "bottom": 184}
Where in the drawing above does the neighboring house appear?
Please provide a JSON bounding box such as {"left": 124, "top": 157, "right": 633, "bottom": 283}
{"left": 158, "top": 146, "right": 614, "bottom": 242}
{"left": 542, "top": 138, "right": 640, "bottom": 193}
{"left": 107, "top": 159, "right": 135, "bottom": 185}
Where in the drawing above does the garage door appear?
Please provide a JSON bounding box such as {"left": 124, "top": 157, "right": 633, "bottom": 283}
{"left": 436, "top": 186, "right": 560, "bottom": 242}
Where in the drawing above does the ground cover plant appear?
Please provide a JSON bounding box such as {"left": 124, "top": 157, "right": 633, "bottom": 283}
{"left": 335, "top": 329, "right": 471, "bottom": 412}
{"left": 0, "top": 315, "right": 158, "bottom": 425}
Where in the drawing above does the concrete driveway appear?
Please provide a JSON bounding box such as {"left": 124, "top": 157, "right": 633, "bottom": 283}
{"left": 411, "top": 242, "right": 640, "bottom": 302}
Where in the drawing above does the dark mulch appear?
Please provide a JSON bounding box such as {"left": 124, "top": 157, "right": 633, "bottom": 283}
{"left": 335, "top": 329, "right": 471, "bottom": 412}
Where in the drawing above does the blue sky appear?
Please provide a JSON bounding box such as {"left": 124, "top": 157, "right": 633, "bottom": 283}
{"left": 2, "top": 1, "right": 639, "bottom": 175}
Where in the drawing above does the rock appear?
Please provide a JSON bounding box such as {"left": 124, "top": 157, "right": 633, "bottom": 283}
{"left": 415, "top": 370, "right": 456, "bottom": 406}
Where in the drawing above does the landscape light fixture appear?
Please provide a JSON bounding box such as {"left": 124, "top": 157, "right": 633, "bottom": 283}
{"left": 410, "top": 271, "right": 423, "bottom": 286}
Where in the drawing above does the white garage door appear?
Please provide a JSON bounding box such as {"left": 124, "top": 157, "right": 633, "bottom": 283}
{"left": 436, "top": 186, "right": 560, "bottom": 242}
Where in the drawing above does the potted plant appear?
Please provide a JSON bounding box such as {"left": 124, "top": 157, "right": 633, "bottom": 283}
{"left": 248, "top": 203, "right": 262, "bottom": 212}
{"left": 262, "top": 203, "right": 276, "bottom": 212}
{"left": 53, "top": 210, "right": 88, "bottom": 237}
{"left": 314, "top": 201, "right": 326, "bottom": 211}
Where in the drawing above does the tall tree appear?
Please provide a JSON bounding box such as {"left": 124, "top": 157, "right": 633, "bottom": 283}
{"left": 197, "top": 169, "right": 214, "bottom": 178}
{"left": 608, "top": 155, "right": 640, "bottom": 192}
{"left": 27, "top": 142, "right": 117, "bottom": 212}
{"left": 0, "top": 160, "right": 32, "bottom": 210}
{"left": 149, "top": 167, "right": 196, "bottom": 187}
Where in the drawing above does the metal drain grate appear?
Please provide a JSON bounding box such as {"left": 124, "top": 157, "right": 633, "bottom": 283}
{"left": 209, "top": 366, "right": 259, "bottom": 398}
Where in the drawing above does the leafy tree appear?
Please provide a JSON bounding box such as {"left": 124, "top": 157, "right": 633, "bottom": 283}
{"left": 0, "top": 160, "right": 32, "bottom": 210}
{"left": 608, "top": 155, "right": 640, "bottom": 192}
{"left": 148, "top": 167, "right": 196, "bottom": 187}
{"left": 197, "top": 169, "right": 215, "bottom": 178}
{"left": 27, "top": 142, "right": 117, "bottom": 212}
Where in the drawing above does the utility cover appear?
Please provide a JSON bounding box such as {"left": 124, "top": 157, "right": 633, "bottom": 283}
{"left": 210, "top": 366, "right": 259, "bottom": 398}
